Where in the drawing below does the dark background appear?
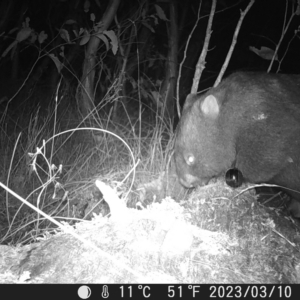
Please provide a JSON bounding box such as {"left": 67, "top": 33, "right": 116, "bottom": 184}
{"left": 0, "top": 0, "right": 299, "bottom": 117}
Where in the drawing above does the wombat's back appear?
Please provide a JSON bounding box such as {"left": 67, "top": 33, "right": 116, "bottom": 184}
{"left": 175, "top": 72, "right": 300, "bottom": 204}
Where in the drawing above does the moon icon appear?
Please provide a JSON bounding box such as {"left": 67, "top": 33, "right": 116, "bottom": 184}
{"left": 78, "top": 285, "right": 91, "bottom": 299}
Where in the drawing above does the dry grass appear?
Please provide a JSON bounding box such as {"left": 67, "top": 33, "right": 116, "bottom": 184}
{"left": 0, "top": 85, "right": 175, "bottom": 245}
{"left": 0, "top": 83, "right": 300, "bottom": 284}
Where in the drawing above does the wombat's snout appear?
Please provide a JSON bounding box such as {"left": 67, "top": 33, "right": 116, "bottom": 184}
{"left": 178, "top": 173, "right": 209, "bottom": 189}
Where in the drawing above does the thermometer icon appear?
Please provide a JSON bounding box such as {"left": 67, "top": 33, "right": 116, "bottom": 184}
{"left": 101, "top": 285, "right": 109, "bottom": 298}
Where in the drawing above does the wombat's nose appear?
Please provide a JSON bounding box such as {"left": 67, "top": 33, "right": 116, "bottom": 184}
{"left": 179, "top": 174, "right": 209, "bottom": 188}
{"left": 179, "top": 177, "right": 194, "bottom": 188}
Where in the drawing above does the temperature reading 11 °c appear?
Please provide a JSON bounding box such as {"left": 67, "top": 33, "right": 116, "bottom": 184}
{"left": 120, "top": 285, "right": 151, "bottom": 298}
{"left": 120, "top": 286, "right": 133, "bottom": 298}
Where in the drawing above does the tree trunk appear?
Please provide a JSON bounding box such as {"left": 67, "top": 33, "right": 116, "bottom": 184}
{"left": 160, "top": 0, "right": 178, "bottom": 123}
{"left": 77, "top": 0, "right": 121, "bottom": 117}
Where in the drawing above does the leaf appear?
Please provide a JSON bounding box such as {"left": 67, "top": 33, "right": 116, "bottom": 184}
{"left": 96, "top": 33, "right": 109, "bottom": 51}
{"left": 151, "top": 15, "right": 159, "bottom": 26}
{"left": 104, "top": 30, "right": 118, "bottom": 55}
{"left": 29, "top": 32, "right": 37, "bottom": 43}
{"left": 94, "top": 21, "right": 104, "bottom": 32}
{"left": 73, "top": 29, "right": 78, "bottom": 38}
{"left": 2, "top": 41, "right": 17, "bottom": 57}
{"left": 48, "top": 53, "right": 64, "bottom": 73}
{"left": 60, "top": 29, "right": 71, "bottom": 43}
{"left": 8, "top": 27, "right": 19, "bottom": 35}
{"left": 2, "top": 26, "right": 33, "bottom": 57}
{"left": 150, "top": 91, "right": 163, "bottom": 107}
{"left": 10, "top": 43, "right": 17, "bottom": 60}
{"left": 65, "top": 19, "right": 77, "bottom": 25}
{"left": 60, "top": 46, "right": 65, "bottom": 58}
{"left": 24, "top": 17, "right": 30, "bottom": 28}
{"left": 249, "top": 46, "right": 278, "bottom": 61}
{"left": 142, "top": 20, "right": 155, "bottom": 33}
{"left": 84, "top": 0, "right": 90, "bottom": 12}
{"left": 90, "top": 13, "right": 95, "bottom": 22}
{"left": 80, "top": 30, "right": 90, "bottom": 45}
{"left": 16, "top": 27, "right": 32, "bottom": 42}
{"left": 79, "top": 28, "right": 85, "bottom": 36}
{"left": 38, "top": 31, "right": 48, "bottom": 44}
{"left": 154, "top": 4, "right": 169, "bottom": 21}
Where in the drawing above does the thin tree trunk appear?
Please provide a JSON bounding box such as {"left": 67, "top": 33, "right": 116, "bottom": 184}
{"left": 160, "top": 0, "right": 178, "bottom": 122}
{"left": 78, "top": 0, "right": 121, "bottom": 117}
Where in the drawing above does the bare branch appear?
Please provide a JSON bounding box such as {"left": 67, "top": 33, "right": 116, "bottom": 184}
{"left": 191, "top": 0, "right": 217, "bottom": 95}
{"left": 269, "top": 0, "right": 298, "bottom": 72}
{"left": 176, "top": 1, "right": 202, "bottom": 118}
{"left": 214, "top": 0, "right": 255, "bottom": 87}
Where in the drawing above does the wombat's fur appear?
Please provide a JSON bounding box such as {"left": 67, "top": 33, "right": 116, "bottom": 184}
{"left": 174, "top": 72, "right": 300, "bottom": 217}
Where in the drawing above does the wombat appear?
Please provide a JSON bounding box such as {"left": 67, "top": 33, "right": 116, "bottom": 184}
{"left": 174, "top": 72, "right": 300, "bottom": 217}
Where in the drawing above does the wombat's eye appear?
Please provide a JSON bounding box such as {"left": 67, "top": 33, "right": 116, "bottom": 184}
{"left": 186, "top": 154, "right": 195, "bottom": 166}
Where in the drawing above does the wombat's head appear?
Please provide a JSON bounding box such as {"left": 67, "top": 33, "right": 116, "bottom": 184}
{"left": 174, "top": 93, "right": 236, "bottom": 188}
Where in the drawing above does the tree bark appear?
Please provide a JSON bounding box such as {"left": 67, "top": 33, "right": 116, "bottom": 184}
{"left": 78, "top": 0, "right": 121, "bottom": 117}
{"left": 160, "top": 0, "right": 178, "bottom": 123}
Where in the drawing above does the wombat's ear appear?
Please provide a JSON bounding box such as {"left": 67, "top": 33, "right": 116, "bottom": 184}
{"left": 182, "top": 93, "right": 198, "bottom": 112}
{"left": 200, "top": 95, "right": 220, "bottom": 118}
